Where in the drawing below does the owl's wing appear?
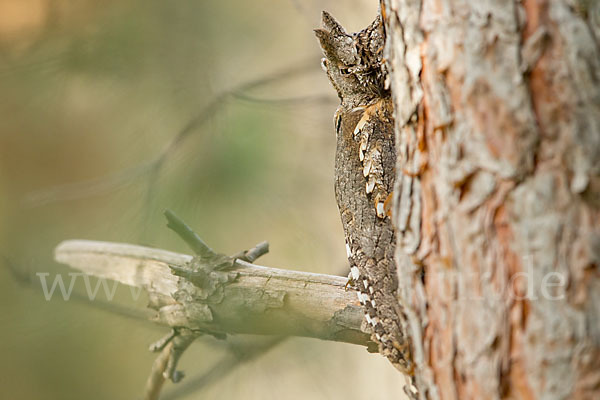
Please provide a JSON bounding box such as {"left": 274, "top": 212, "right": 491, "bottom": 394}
{"left": 353, "top": 99, "right": 395, "bottom": 219}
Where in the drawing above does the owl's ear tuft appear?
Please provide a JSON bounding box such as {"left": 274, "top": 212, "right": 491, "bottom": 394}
{"left": 321, "top": 11, "right": 346, "bottom": 36}
{"left": 314, "top": 28, "right": 330, "bottom": 42}
{"left": 314, "top": 29, "right": 334, "bottom": 53}
{"left": 365, "top": 13, "right": 383, "bottom": 36}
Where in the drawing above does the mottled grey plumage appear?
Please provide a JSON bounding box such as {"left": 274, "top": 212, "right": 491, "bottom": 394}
{"left": 315, "top": 11, "right": 412, "bottom": 373}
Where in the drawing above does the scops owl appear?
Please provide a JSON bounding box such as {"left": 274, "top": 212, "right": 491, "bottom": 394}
{"left": 315, "top": 11, "right": 412, "bottom": 374}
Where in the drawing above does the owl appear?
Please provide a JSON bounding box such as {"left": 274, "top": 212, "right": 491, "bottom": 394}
{"left": 315, "top": 11, "right": 413, "bottom": 374}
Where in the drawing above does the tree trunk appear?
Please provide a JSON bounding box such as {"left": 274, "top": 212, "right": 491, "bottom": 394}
{"left": 383, "top": 1, "right": 600, "bottom": 399}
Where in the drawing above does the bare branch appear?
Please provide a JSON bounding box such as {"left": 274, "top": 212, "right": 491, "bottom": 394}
{"left": 54, "top": 239, "right": 369, "bottom": 347}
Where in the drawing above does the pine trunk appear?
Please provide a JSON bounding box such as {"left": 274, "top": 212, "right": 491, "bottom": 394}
{"left": 383, "top": 1, "right": 600, "bottom": 399}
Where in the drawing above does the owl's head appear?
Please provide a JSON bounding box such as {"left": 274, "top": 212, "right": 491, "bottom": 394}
{"left": 314, "top": 11, "right": 385, "bottom": 104}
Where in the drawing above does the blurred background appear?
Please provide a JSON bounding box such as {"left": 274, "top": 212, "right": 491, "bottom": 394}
{"left": 0, "top": 0, "right": 404, "bottom": 398}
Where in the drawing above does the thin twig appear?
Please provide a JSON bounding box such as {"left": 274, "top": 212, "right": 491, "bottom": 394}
{"left": 162, "top": 336, "right": 286, "bottom": 400}
{"left": 164, "top": 209, "right": 217, "bottom": 258}
{"left": 144, "top": 341, "right": 173, "bottom": 400}
{"left": 236, "top": 241, "right": 269, "bottom": 263}
{"left": 231, "top": 92, "right": 335, "bottom": 106}
{"left": 24, "top": 60, "right": 319, "bottom": 207}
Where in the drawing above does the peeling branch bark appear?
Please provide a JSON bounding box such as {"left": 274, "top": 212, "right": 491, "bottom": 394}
{"left": 54, "top": 240, "right": 370, "bottom": 347}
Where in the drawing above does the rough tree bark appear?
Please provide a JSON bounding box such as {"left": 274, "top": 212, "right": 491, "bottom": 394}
{"left": 383, "top": 1, "right": 599, "bottom": 399}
